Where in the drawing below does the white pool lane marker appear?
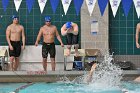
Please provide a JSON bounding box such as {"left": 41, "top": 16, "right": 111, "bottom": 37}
{"left": 10, "top": 83, "right": 34, "bottom": 93}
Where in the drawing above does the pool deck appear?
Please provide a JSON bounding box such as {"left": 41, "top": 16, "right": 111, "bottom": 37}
{"left": 0, "top": 70, "right": 139, "bottom": 82}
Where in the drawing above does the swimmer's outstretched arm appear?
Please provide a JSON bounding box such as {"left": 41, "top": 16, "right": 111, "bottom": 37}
{"left": 21, "top": 26, "right": 25, "bottom": 49}
{"left": 136, "top": 23, "right": 140, "bottom": 48}
{"left": 55, "top": 26, "right": 64, "bottom": 47}
{"left": 87, "top": 63, "right": 97, "bottom": 83}
{"left": 35, "top": 28, "right": 43, "bottom": 46}
{"left": 6, "top": 26, "right": 12, "bottom": 48}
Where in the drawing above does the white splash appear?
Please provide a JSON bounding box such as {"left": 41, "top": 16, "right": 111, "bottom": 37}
{"left": 91, "top": 53, "right": 122, "bottom": 87}
{"left": 73, "top": 52, "right": 122, "bottom": 89}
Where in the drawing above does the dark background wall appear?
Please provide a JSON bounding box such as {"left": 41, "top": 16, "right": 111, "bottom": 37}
{"left": 109, "top": 3, "right": 140, "bottom": 55}
{"left": 0, "top": 0, "right": 80, "bottom": 45}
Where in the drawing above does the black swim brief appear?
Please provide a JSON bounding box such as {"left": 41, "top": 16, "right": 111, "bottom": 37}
{"left": 42, "top": 42, "right": 56, "bottom": 58}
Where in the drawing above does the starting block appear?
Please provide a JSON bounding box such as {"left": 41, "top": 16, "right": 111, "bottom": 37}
{"left": 64, "top": 49, "right": 85, "bottom": 70}
{"left": 63, "top": 49, "right": 101, "bottom": 70}
{"left": 64, "top": 49, "right": 85, "bottom": 56}
{"left": 0, "top": 48, "right": 8, "bottom": 70}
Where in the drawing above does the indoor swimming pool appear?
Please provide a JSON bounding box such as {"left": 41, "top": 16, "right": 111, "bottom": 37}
{"left": 1, "top": 54, "right": 140, "bottom": 93}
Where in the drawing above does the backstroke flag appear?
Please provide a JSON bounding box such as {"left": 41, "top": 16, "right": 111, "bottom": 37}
{"left": 74, "top": 0, "right": 84, "bottom": 16}
{"left": 85, "top": 0, "right": 97, "bottom": 16}
{"left": 98, "top": 0, "right": 108, "bottom": 16}
{"left": 122, "top": 0, "right": 133, "bottom": 17}
{"left": 50, "top": 0, "right": 60, "bottom": 14}
{"left": 14, "top": 0, "right": 22, "bottom": 12}
{"left": 26, "top": 0, "right": 35, "bottom": 13}
{"left": 61, "top": 0, "right": 72, "bottom": 15}
{"left": 2, "top": 0, "right": 9, "bottom": 12}
{"left": 133, "top": 0, "right": 140, "bottom": 18}
{"left": 38, "top": 0, "right": 47, "bottom": 14}
{"left": 109, "top": 0, "right": 121, "bottom": 17}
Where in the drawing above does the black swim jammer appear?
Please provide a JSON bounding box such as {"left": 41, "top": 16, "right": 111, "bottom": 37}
{"left": 42, "top": 42, "right": 56, "bottom": 58}
{"left": 66, "top": 33, "right": 78, "bottom": 45}
{"left": 9, "top": 41, "right": 21, "bottom": 57}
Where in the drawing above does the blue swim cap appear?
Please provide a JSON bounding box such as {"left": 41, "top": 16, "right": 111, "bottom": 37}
{"left": 12, "top": 15, "right": 18, "bottom": 20}
{"left": 45, "top": 16, "right": 51, "bottom": 22}
{"left": 66, "top": 22, "right": 72, "bottom": 29}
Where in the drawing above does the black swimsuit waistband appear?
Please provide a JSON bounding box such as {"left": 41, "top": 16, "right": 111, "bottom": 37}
{"left": 10, "top": 40, "right": 20, "bottom": 43}
{"left": 43, "top": 42, "right": 54, "bottom": 45}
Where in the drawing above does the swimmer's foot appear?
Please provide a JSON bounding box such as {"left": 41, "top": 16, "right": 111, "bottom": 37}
{"left": 66, "top": 49, "right": 70, "bottom": 56}
{"left": 75, "top": 50, "right": 79, "bottom": 57}
{"left": 37, "top": 70, "right": 47, "bottom": 75}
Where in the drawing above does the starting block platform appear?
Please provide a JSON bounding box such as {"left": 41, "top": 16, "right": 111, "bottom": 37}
{"left": 64, "top": 49, "right": 85, "bottom": 56}
{"left": 63, "top": 49, "right": 101, "bottom": 70}
{"left": 0, "top": 48, "right": 8, "bottom": 71}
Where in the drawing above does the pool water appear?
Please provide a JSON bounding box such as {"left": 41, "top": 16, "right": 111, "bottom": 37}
{"left": 0, "top": 83, "right": 25, "bottom": 93}
{"left": 19, "top": 82, "right": 121, "bottom": 93}
{"left": 1, "top": 82, "right": 140, "bottom": 93}
{"left": 2, "top": 54, "right": 140, "bottom": 93}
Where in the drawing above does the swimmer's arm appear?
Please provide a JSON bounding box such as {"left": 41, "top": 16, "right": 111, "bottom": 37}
{"left": 136, "top": 24, "right": 140, "bottom": 45}
{"left": 87, "top": 63, "right": 97, "bottom": 83}
{"left": 35, "top": 28, "right": 43, "bottom": 43}
{"left": 72, "top": 23, "right": 78, "bottom": 35}
{"left": 61, "top": 24, "right": 67, "bottom": 36}
{"left": 6, "top": 26, "right": 12, "bottom": 47}
{"left": 21, "top": 26, "right": 25, "bottom": 48}
{"left": 55, "top": 28, "right": 64, "bottom": 46}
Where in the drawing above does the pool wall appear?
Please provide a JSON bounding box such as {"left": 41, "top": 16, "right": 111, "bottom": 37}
{"left": 0, "top": 70, "right": 139, "bottom": 82}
